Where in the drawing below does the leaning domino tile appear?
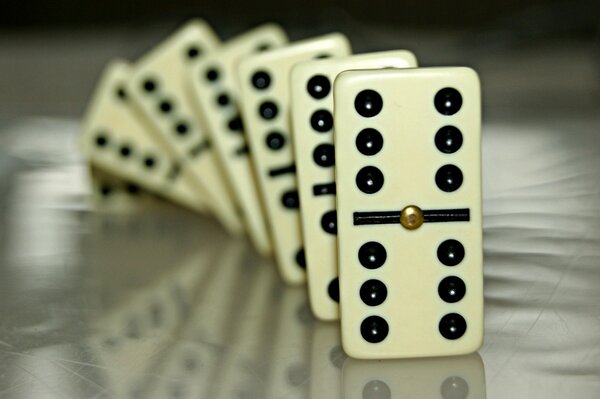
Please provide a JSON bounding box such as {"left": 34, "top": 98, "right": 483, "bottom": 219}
{"left": 290, "top": 50, "right": 418, "bottom": 320}
{"left": 334, "top": 67, "right": 483, "bottom": 358}
{"left": 343, "top": 354, "right": 486, "bottom": 398}
{"left": 189, "top": 23, "right": 288, "bottom": 256}
{"left": 81, "top": 61, "right": 214, "bottom": 214}
{"left": 127, "top": 19, "right": 244, "bottom": 234}
{"left": 237, "top": 33, "right": 352, "bottom": 284}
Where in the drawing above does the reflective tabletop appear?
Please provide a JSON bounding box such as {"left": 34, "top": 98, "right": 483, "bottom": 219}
{"left": 0, "top": 114, "right": 598, "bottom": 399}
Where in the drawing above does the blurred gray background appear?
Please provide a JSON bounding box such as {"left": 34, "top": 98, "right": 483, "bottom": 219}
{"left": 0, "top": 0, "right": 599, "bottom": 124}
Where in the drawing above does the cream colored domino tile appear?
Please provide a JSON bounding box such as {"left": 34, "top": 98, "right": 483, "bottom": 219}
{"left": 81, "top": 61, "right": 211, "bottom": 214}
{"left": 290, "top": 50, "right": 418, "bottom": 320}
{"left": 188, "top": 24, "right": 288, "bottom": 256}
{"left": 334, "top": 67, "right": 483, "bottom": 358}
{"left": 237, "top": 33, "right": 352, "bottom": 284}
{"left": 127, "top": 20, "right": 244, "bottom": 235}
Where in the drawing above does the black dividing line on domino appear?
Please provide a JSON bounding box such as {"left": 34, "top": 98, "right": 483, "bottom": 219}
{"left": 313, "top": 182, "right": 336, "bottom": 196}
{"left": 353, "top": 208, "right": 470, "bottom": 225}
{"left": 235, "top": 144, "right": 250, "bottom": 156}
{"left": 189, "top": 139, "right": 212, "bottom": 157}
{"left": 268, "top": 163, "right": 296, "bottom": 177}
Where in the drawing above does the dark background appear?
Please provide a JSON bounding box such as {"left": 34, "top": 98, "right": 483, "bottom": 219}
{"left": 2, "top": 0, "right": 599, "bottom": 33}
{"left": 0, "top": 0, "right": 598, "bottom": 120}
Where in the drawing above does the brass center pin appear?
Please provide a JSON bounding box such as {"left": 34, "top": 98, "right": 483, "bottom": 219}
{"left": 400, "top": 205, "right": 424, "bottom": 230}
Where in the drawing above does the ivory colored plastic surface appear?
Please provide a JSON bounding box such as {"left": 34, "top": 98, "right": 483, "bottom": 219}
{"left": 188, "top": 24, "right": 288, "bottom": 256}
{"left": 334, "top": 67, "right": 483, "bottom": 359}
{"left": 237, "top": 33, "right": 352, "bottom": 284}
{"left": 80, "top": 61, "right": 211, "bottom": 213}
{"left": 290, "top": 51, "right": 418, "bottom": 320}
{"left": 127, "top": 20, "right": 244, "bottom": 235}
{"left": 343, "top": 354, "right": 486, "bottom": 399}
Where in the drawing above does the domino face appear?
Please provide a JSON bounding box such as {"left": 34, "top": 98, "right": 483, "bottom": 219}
{"left": 81, "top": 61, "right": 210, "bottom": 213}
{"left": 237, "top": 33, "right": 352, "bottom": 284}
{"left": 290, "top": 51, "right": 418, "bottom": 320}
{"left": 343, "top": 354, "right": 486, "bottom": 398}
{"left": 189, "top": 24, "right": 288, "bottom": 256}
{"left": 335, "top": 67, "right": 483, "bottom": 359}
{"left": 127, "top": 20, "right": 244, "bottom": 234}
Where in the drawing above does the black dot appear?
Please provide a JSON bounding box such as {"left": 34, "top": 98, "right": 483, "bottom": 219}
{"left": 360, "top": 279, "right": 388, "bottom": 306}
{"left": 435, "top": 164, "right": 463, "bottom": 192}
{"left": 159, "top": 100, "right": 173, "bottom": 114}
{"left": 142, "top": 79, "right": 157, "bottom": 93}
{"left": 438, "top": 276, "right": 466, "bottom": 303}
{"left": 216, "top": 93, "right": 230, "bottom": 106}
{"left": 259, "top": 101, "right": 278, "bottom": 120}
{"left": 205, "top": 68, "right": 219, "bottom": 82}
{"left": 356, "top": 166, "right": 384, "bottom": 194}
{"left": 116, "top": 86, "right": 127, "bottom": 100}
{"left": 328, "top": 278, "right": 339, "bottom": 302}
{"left": 100, "top": 185, "right": 112, "bottom": 197}
{"left": 320, "top": 210, "right": 337, "bottom": 234}
{"left": 95, "top": 133, "right": 108, "bottom": 147}
{"left": 439, "top": 313, "right": 467, "bottom": 340}
{"left": 295, "top": 248, "right": 306, "bottom": 269}
{"left": 434, "top": 87, "right": 463, "bottom": 116}
{"left": 174, "top": 122, "right": 189, "bottom": 136}
{"left": 310, "top": 109, "right": 333, "bottom": 132}
{"left": 315, "top": 53, "right": 331, "bottom": 59}
{"left": 120, "top": 145, "right": 132, "bottom": 158}
{"left": 265, "top": 131, "right": 285, "bottom": 150}
{"left": 360, "top": 316, "right": 389, "bottom": 343}
{"left": 251, "top": 71, "right": 271, "bottom": 90}
{"left": 355, "top": 90, "right": 383, "bottom": 118}
{"left": 362, "top": 380, "right": 391, "bottom": 399}
{"left": 307, "top": 75, "right": 331, "bottom": 99}
{"left": 186, "top": 46, "right": 201, "bottom": 59}
{"left": 358, "top": 241, "right": 387, "bottom": 269}
{"left": 435, "top": 126, "right": 463, "bottom": 154}
{"left": 126, "top": 183, "right": 139, "bottom": 195}
{"left": 144, "top": 156, "right": 156, "bottom": 169}
{"left": 227, "top": 115, "right": 243, "bottom": 132}
{"left": 313, "top": 144, "right": 335, "bottom": 167}
{"left": 356, "top": 128, "right": 383, "bottom": 156}
{"left": 440, "top": 376, "right": 469, "bottom": 399}
{"left": 437, "top": 239, "right": 465, "bottom": 266}
{"left": 256, "top": 43, "right": 272, "bottom": 52}
{"left": 281, "top": 190, "right": 299, "bottom": 209}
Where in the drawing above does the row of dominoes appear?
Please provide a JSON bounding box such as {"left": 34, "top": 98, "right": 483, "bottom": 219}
{"left": 80, "top": 19, "right": 483, "bottom": 359}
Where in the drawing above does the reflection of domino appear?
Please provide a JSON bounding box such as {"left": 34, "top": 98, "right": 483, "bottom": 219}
{"left": 88, "top": 165, "right": 164, "bottom": 213}
{"left": 212, "top": 259, "right": 280, "bottom": 399}
{"left": 88, "top": 245, "right": 216, "bottom": 399}
{"left": 309, "top": 322, "right": 346, "bottom": 399}
{"left": 144, "top": 240, "right": 249, "bottom": 399}
{"left": 343, "top": 354, "right": 486, "bottom": 399}
{"left": 264, "top": 287, "right": 314, "bottom": 398}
